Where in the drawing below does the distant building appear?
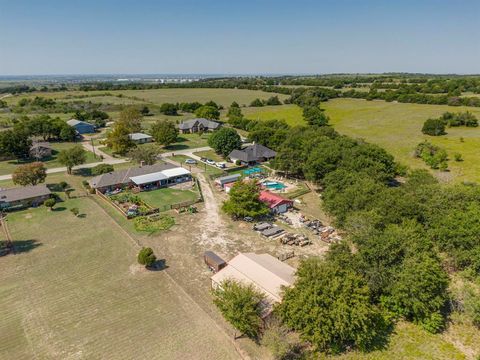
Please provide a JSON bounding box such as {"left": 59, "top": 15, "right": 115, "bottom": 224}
{"left": 29, "top": 141, "right": 53, "bottom": 159}
{"left": 88, "top": 162, "right": 191, "bottom": 193}
{"left": 211, "top": 253, "right": 295, "bottom": 317}
{"left": 259, "top": 191, "right": 293, "bottom": 214}
{"left": 178, "top": 118, "right": 221, "bottom": 134}
{"left": 0, "top": 184, "right": 52, "bottom": 210}
{"left": 67, "top": 119, "right": 95, "bottom": 134}
{"left": 128, "top": 132, "right": 153, "bottom": 144}
{"left": 228, "top": 144, "right": 276, "bottom": 165}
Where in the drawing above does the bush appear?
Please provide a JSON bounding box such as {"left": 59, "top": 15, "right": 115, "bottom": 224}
{"left": 454, "top": 153, "right": 463, "bottom": 162}
{"left": 91, "top": 163, "right": 114, "bottom": 176}
{"left": 137, "top": 247, "right": 157, "bottom": 267}
{"left": 70, "top": 207, "right": 80, "bottom": 217}
{"left": 415, "top": 141, "right": 448, "bottom": 169}
{"left": 44, "top": 198, "right": 56, "bottom": 210}
{"left": 422, "top": 118, "right": 446, "bottom": 136}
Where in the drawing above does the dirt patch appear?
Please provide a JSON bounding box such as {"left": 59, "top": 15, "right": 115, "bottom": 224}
{"left": 195, "top": 174, "right": 232, "bottom": 249}
{"left": 24, "top": 213, "right": 33, "bottom": 219}
{"left": 129, "top": 263, "right": 147, "bottom": 275}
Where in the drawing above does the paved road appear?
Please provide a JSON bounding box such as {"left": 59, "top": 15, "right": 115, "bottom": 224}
{"left": 160, "top": 146, "right": 211, "bottom": 160}
{"left": 0, "top": 146, "right": 213, "bottom": 181}
{"left": 0, "top": 158, "right": 128, "bottom": 181}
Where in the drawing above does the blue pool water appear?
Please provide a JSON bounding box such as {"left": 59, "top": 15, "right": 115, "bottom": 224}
{"left": 264, "top": 181, "right": 286, "bottom": 190}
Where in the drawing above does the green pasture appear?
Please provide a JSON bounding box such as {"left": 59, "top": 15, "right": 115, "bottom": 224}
{"left": 323, "top": 98, "right": 480, "bottom": 183}
{"left": 241, "top": 104, "right": 305, "bottom": 126}
{"left": 5, "top": 88, "right": 288, "bottom": 108}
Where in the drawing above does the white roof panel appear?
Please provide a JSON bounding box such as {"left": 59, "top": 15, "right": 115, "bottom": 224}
{"left": 129, "top": 133, "right": 152, "bottom": 140}
{"left": 161, "top": 167, "right": 191, "bottom": 178}
{"left": 130, "top": 171, "right": 167, "bottom": 185}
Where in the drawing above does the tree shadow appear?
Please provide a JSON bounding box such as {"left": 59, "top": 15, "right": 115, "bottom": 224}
{"left": 147, "top": 259, "right": 169, "bottom": 271}
{"left": 77, "top": 213, "right": 87, "bottom": 218}
{"left": 52, "top": 206, "right": 67, "bottom": 212}
{"left": 74, "top": 168, "right": 93, "bottom": 177}
{"left": 0, "top": 240, "right": 42, "bottom": 256}
{"left": 166, "top": 144, "right": 189, "bottom": 151}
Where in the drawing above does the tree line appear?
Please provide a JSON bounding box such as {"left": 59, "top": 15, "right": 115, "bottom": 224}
{"left": 215, "top": 100, "right": 480, "bottom": 356}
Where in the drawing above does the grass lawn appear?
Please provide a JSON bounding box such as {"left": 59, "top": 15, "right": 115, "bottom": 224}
{"left": 241, "top": 104, "right": 305, "bottom": 126}
{"left": 166, "top": 132, "right": 211, "bottom": 151}
{"left": 194, "top": 149, "right": 224, "bottom": 162}
{"left": 136, "top": 187, "right": 200, "bottom": 211}
{"left": 323, "top": 98, "right": 480, "bottom": 183}
{"left": 0, "top": 197, "right": 239, "bottom": 359}
{"left": 168, "top": 154, "right": 224, "bottom": 177}
{"left": 0, "top": 142, "right": 98, "bottom": 176}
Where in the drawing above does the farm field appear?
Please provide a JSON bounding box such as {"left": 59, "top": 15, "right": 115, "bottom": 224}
{"left": 4, "top": 88, "right": 289, "bottom": 108}
{"left": 0, "top": 197, "right": 240, "bottom": 360}
{"left": 0, "top": 142, "right": 98, "bottom": 176}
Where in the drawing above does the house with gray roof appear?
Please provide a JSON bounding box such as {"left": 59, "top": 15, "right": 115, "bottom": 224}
{"left": 0, "top": 184, "right": 52, "bottom": 210}
{"left": 67, "top": 119, "right": 96, "bottom": 134}
{"left": 128, "top": 132, "right": 153, "bottom": 144}
{"left": 88, "top": 162, "right": 191, "bottom": 193}
{"left": 178, "top": 118, "right": 221, "bottom": 134}
{"left": 29, "top": 141, "right": 53, "bottom": 159}
{"left": 228, "top": 144, "right": 276, "bottom": 165}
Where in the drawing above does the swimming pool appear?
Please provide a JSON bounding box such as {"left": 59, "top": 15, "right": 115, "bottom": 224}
{"left": 263, "top": 181, "right": 287, "bottom": 190}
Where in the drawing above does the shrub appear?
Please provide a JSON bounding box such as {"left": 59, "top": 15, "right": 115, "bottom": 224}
{"left": 44, "top": 198, "right": 56, "bottom": 210}
{"left": 91, "top": 163, "right": 114, "bottom": 176}
{"left": 415, "top": 141, "right": 448, "bottom": 169}
{"left": 137, "top": 247, "right": 157, "bottom": 267}
{"left": 454, "top": 153, "right": 463, "bottom": 162}
{"left": 134, "top": 215, "right": 175, "bottom": 233}
{"left": 70, "top": 207, "right": 80, "bottom": 217}
{"left": 422, "top": 118, "right": 446, "bottom": 136}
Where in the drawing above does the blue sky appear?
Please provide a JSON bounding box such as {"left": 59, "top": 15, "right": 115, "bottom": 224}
{"left": 1, "top": 0, "right": 479, "bottom": 75}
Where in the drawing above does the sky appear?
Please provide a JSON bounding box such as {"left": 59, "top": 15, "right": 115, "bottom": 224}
{"left": 0, "top": 0, "right": 479, "bottom": 75}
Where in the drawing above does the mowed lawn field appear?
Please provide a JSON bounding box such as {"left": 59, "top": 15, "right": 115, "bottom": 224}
{"left": 0, "top": 197, "right": 239, "bottom": 360}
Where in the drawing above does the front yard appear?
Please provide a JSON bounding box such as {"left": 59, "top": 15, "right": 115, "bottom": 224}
{"left": 0, "top": 142, "right": 98, "bottom": 175}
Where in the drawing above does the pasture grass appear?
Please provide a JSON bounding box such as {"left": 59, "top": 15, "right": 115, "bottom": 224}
{"left": 0, "top": 197, "right": 239, "bottom": 359}
{"left": 241, "top": 104, "right": 305, "bottom": 126}
{"left": 323, "top": 98, "right": 480, "bottom": 183}
{"left": 5, "top": 88, "right": 288, "bottom": 108}
{"left": 332, "top": 321, "right": 464, "bottom": 360}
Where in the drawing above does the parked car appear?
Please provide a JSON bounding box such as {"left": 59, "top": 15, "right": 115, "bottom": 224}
{"left": 206, "top": 159, "right": 216, "bottom": 165}
{"left": 243, "top": 216, "right": 254, "bottom": 222}
{"left": 185, "top": 159, "right": 197, "bottom": 165}
{"left": 215, "top": 162, "right": 226, "bottom": 169}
